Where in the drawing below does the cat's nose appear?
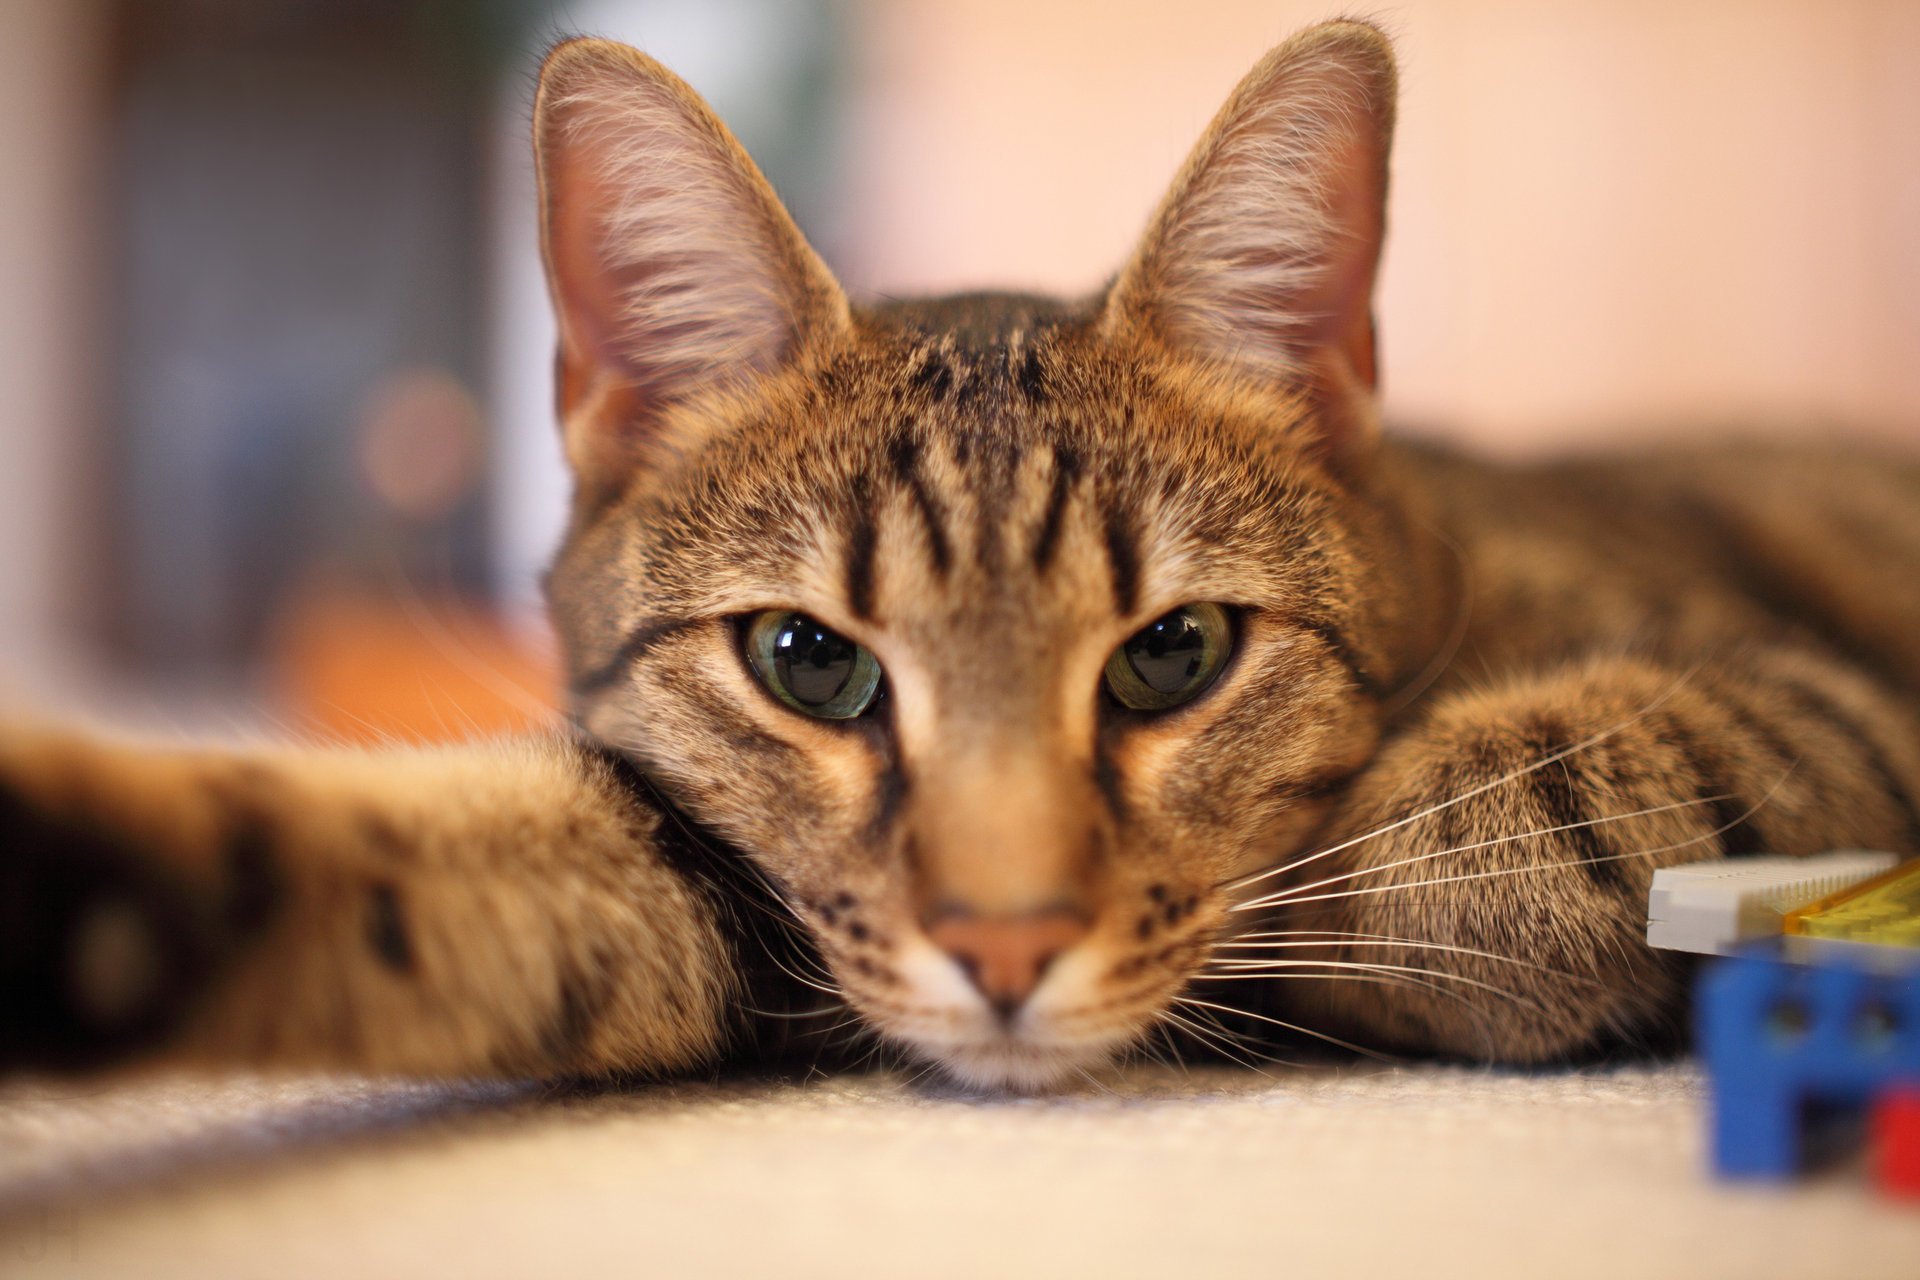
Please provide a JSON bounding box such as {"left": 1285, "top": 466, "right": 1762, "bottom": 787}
{"left": 924, "top": 905, "right": 1090, "bottom": 1019}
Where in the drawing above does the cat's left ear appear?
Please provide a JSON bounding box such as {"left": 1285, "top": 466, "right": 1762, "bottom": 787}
{"left": 534, "top": 39, "right": 850, "bottom": 502}
{"left": 1103, "top": 22, "right": 1396, "bottom": 467}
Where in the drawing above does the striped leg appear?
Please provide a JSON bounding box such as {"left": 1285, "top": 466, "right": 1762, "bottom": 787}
{"left": 1269, "top": 646, "right": 1920, "bottom": 1061}
{"left": 0, "top": 727, "right": 791, "bottom": 1079}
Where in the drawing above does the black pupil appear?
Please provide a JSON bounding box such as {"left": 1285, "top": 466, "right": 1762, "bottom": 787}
{"left": 773, "top": 615, "right": 857, "bottom": 706}
{"left": 1125, "top": 609, "right": 1209, "bottom": 694}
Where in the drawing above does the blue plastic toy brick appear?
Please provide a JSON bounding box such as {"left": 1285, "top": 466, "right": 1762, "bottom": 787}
{"left": 1698, "top": 954, "right": 1920, "bottom": 1178}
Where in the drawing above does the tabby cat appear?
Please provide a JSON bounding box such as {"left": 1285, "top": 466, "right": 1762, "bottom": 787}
{"left": 4, "top": 21, "right": 1917, "bottom": 1091}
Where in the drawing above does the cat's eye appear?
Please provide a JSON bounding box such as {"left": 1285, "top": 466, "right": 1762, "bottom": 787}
{"left": 744, "top": 611, "right": 884, "bottom": 720}
{"left": 1104, "top": 603, "right": 1233, "bottom": 712}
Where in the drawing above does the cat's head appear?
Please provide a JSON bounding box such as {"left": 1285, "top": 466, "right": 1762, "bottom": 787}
{"left": 537, "top": 21, "right": 1434, "bottom": 1088}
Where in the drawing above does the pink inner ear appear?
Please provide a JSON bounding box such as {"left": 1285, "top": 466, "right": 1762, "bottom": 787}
{"left": 532, "top": 42, "right": 848, "bottom": 490}
{"left": 1177, "top": 79, "right": 1388, "bottom": 386}
{"left": 1108, "top": 27, "right": 1396, "bottom": 419}
{"left": 544, "top": 146, "right": 648, "bottom": 407}
{"left": 1305, "top": 127, "right": 1387, "bottom": 391}
{"left": 539, "top": 114, "right": 687, "bottom": 488}
{"left": 539, "top": 91, "right": 799, "bottom": 420}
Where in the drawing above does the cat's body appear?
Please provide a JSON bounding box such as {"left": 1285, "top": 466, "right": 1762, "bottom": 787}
{"left": 3, "top": 23, "right": 1916, "bottom": 1090}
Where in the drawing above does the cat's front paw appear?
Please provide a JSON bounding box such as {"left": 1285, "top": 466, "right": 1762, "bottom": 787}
{"left": 1277, "top": 676, "right": 1710, "bottom": 1062}
{"left": 0, "top": 784, "right": 233, "bottom": 1072}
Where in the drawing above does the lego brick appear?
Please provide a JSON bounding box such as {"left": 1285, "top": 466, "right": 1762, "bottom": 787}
{"left": 1698, "top": 954, "right": 1920, "bottom": 1179}
{"left": 1781, "top": 934, "right": 1920, "bottom": 974}
{"left": 1784, "top": 859, "right": 1920, "bottom": 951}
{"left": 1875, "top": 1088, "right": 1920, "bottom": 1200}
{"left": 1646, "top": 852, "right": 1897, "bottom": 957}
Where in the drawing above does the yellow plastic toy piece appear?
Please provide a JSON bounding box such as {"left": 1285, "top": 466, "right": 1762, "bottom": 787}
{"left": 1782, "top": 859, "right": 1920, "bottom": 949}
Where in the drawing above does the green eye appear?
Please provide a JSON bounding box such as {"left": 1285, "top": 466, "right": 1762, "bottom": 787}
{"left": 745, "top": 611, "right": 884, "bottom": 720}
{"left": 1104, "top": 603, "right": 1233, "bottom": 712}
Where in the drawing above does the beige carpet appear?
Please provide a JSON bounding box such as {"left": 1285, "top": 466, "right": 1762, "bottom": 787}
{"left": 1, "top": 1062, "right": 1916, "bottom": 1278}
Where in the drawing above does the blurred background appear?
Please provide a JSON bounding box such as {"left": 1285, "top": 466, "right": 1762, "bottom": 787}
{"left": 1, "top": 0, "right": 1915, "bottom": 740}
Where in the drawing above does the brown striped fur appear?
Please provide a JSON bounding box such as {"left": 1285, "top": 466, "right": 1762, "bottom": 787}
{"left": 3, "top": 22, "right": 1915, "bottom": 1090}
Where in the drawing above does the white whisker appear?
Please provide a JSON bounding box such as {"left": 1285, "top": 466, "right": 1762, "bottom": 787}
{"left": 1198, "top": 958, "right": 1549, "bottom": 1015}
{"left": 1159, "top": 1007, "right": 1285, "bottom": 1074}
{"left": 1073, "top": 1065, "right": 1119, "bottom": 1096}
{"left": 1223, "top": 664, "right": 1705, "bottom": 894}
{"left": 1144, "top": 1024, "right": 1191, "bottom": 1076}
{"left": 1193, "top": 968, "right": 1507, "bottom": 1054}
{"left": 737, "top": 1001, "right": 847, "bottom": 1020}
{"left": 1233, "top": 793, "right": 1726, "bottom": 912}
{"left": 1261, "top": 775, "right": 1788, "bottom": 910}
{"left": 1212, "top": 934, "right": 1606, "bottom": 986}
{"left": 1174, "top": 995, "right": 1395, "bottom": 1061}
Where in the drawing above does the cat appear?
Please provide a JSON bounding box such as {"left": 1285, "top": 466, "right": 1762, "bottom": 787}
{"left": 3, "top": 20, "right": 1917, "bottom": 1092}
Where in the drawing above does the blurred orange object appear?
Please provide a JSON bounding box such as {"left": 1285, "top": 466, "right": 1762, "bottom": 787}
{"left": 269, "top": 579, "right": 562, "bottom": 745}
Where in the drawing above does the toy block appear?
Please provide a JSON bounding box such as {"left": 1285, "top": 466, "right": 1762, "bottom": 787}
{"left": 1698, "top": 955, "right": 1920, "bottom": 1179}
{"left": 1875, "top": 1088, "right": 1920, "bottom": 1199}
{"left": 1647, "top": 852, "right": 1896, "bottom": 957}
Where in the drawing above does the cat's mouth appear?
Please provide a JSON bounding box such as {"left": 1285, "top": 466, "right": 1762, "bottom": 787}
{"left": 862, "top": 938, "right": 1153, "bottom": 1092}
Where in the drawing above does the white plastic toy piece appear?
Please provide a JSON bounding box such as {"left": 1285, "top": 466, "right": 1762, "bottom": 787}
{"left": 1645, "top": 851, "right": 1899, "bottom": 957}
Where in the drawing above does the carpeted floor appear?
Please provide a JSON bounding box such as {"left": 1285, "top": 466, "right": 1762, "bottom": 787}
{"left": 1, "top": 1062, "right": 1915, "bottom": 1278}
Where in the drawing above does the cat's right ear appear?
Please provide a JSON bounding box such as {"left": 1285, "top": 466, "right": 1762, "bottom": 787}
{"left": 1102, "top": 22, "right": 1397, "bottom": 471}
{"left": 534, "top": 40, "right": 849, "bottom": 501}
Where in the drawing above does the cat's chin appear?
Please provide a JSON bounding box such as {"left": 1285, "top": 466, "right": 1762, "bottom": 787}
{"left": 920, "top": 1037, "right": 1120, "bottom": 1094}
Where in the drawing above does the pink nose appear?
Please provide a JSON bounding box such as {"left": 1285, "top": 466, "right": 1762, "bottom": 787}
{"left": 924, "top": 907, "right": 1091, "bottom": 1018}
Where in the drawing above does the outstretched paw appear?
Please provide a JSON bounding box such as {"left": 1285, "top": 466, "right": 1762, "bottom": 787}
{"left": 0, "top": 786, "right": 236, "bottom": 1071}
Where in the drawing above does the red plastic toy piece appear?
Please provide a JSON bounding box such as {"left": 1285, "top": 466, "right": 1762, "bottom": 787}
{"left": 1875, "top": 1088, "right": 1920, "bottom": 1199}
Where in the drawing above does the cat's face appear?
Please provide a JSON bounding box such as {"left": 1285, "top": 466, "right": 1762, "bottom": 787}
{"left": 536, "top": 23, "right": 1415, "bottom": 1087}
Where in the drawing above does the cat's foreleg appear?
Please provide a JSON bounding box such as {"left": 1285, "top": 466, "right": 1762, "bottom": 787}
{"left": 0, "top": 726, "right": 766, "bottom": 1079}
{"left": 1262, "top": 647, "right": 1920, "bottom": 1061}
